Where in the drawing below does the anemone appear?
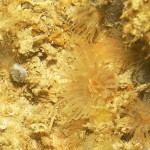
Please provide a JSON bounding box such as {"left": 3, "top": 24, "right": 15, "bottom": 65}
{"left": 118, "top": 97, "right": 150, "bottom": 146}
{"left": 68, "top": 4, "right": 103, "bottom": 43}
{"left": 57, "top": 49, "right": 117, "bottom": 122}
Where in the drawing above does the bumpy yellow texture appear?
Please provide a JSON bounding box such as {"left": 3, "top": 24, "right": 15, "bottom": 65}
{"left": 122, "top": 0, "right": 150, "bottom": 44}
{"left": 0, "top": 0, "right": 150, "bottom": 150}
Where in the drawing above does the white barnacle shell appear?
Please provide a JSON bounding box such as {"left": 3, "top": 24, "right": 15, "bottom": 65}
{"left": 11, "top": 64, "right": 27, "bottom": 83}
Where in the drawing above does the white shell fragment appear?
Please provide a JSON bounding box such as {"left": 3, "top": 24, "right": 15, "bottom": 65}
{"left": 11, "top": 64, "right": 27, "bottom": 83}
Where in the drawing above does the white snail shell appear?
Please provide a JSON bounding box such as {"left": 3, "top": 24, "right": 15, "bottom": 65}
{"left": 11, "top": 64, "right": 27, "bottom": 83}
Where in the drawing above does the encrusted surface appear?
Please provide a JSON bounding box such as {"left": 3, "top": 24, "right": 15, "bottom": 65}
{"left": 122, "top": 0, "right": 150, "bottom": 47}
{"left": 0, "top": 0, "right": 150, "bottom": 149}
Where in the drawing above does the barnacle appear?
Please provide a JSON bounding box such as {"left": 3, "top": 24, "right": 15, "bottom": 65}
{"left": 118, "top": 97, "right": 150, "bottom": 146}
{"left": 57, "top": 49, "right": 117, "bottom": 122}
{"left": 68, "top": 4, "right": 104, "bottom": 43}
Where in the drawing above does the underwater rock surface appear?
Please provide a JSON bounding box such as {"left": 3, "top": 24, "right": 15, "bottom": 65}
{"left": 0, "top": 0, "right": 150, "bottom": 149}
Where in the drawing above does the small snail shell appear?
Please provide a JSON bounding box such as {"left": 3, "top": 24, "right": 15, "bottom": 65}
{"left": 11, "top": 64, "right": 27, "bottom": 83}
